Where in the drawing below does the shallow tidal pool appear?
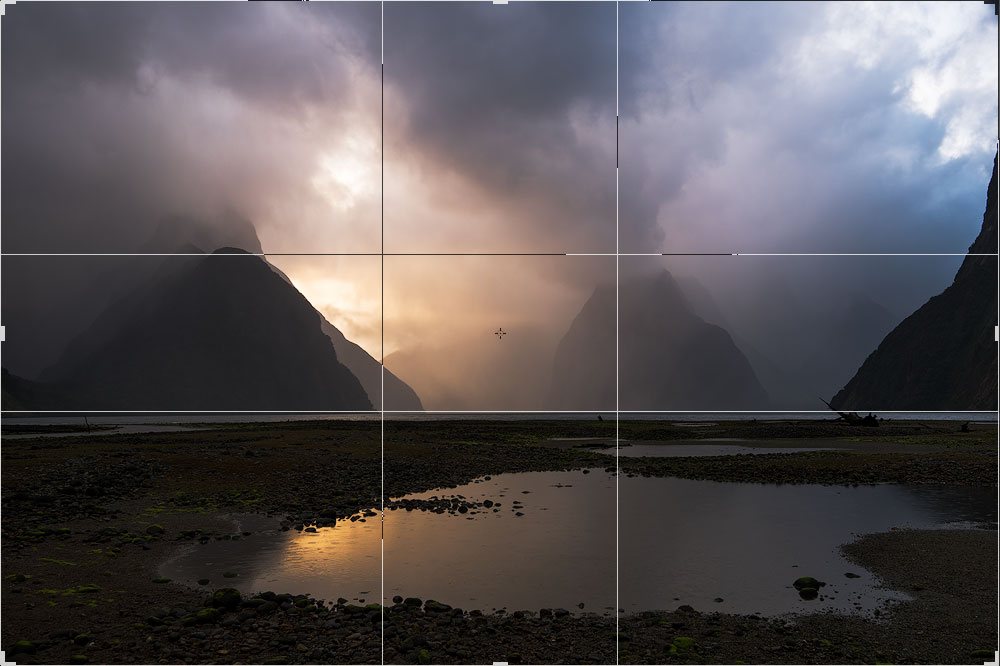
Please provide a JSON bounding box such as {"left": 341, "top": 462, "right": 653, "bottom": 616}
{"left": 161, "top": 470, "right": 995, "bottom": 617}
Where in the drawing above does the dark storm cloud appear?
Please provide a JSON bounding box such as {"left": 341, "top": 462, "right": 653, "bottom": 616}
{"left": 1, "top": 2, "right": 383, "bottom": 378}
{"left": 3, "top": 2, "right": 379, "bottom": 112}
{"left": 2, "top": 1, "right": 381, "bottom": 253}
{"left": 384, "top": 1, "right": 617, "bottom": 252}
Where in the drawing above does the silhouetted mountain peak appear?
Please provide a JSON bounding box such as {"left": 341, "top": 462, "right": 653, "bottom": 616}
{"left": 551, "top": 268, "right": 769, "bottom": 410}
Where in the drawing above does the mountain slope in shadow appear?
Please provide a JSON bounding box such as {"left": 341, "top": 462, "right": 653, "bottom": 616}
{"left": 26, "top": 248, "right": 372, "bottom": 411}
{"left": 258, "top": 259, "right": 422, "bottom": 410}
{"left": 831, "top": 154, "right": 998, "bottom": 411}
{"left": 320, "top": 320, "right": 423, "bottom": 411}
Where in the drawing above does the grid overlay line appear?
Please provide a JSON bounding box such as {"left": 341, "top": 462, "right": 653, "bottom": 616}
{"left": 380, "top": 2, "right": 386, "bottom": 663}
{"left": 5, "top": 252, "right": 996, "bottom": 257}
{"left": 615, "top": 2, "right": 621, "bottom": 663}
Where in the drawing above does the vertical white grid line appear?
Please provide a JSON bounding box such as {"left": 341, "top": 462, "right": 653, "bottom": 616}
{"left": 615, "top": 2, "right": 621, "bottom": 664}
{"left": 379, "top": 2, "right": 386, "bottom": 664}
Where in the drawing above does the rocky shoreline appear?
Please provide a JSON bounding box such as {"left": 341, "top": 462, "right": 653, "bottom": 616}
{"left": 2, "top": 419, "right": 996, "bottom": 664}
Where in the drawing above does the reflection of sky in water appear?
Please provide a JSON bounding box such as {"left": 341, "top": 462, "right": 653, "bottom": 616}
{"left": 162, "top": 471, "right": 995, "bottom": 617}
{"left": 620, "top": 477, "right": 995, "bottom": 616}
{"left": 605, "top": 443, "right": 838, "bottom": 457}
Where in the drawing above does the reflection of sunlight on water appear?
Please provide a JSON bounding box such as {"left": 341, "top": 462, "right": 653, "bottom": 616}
{"left": 162, "top": 514, "right": 381, "bottom": 602}
{"left": 256, "top": 519, "right": 381, "bottom": 600}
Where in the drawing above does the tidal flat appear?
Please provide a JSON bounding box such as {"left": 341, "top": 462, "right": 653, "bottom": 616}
{"left": 2, "top": 418, "right": 996, "bottom": 664}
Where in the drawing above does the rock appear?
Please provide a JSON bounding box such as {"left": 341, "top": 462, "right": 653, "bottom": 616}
{"left": 11, "top": 640, "right": 36, "bottom": 654}
{"left": 209, "top": 588, "right": 243, "bottom": 610}
{"left": 404, "top": 597, "right": 422, "bottom": 606}
{"left": 190, "top": 608, "right": 222, "bottom": 625}
{"left": 539, "top": 608, "right": 553, "bottom": 618}
{"left": 69, "top": 655, "right": 89, "bottom": 664}
{"left": 197, "top": 579, "right": 210, "bottom": 586}
{"left": 152, "top": 577, "right": 171, "bottom": 584}
{"left": 844, "top": 572, "right": 861, "bottom": 579}
{"left": 713, "top": 597, "right": 724, "bottom": 603}
{"left": 423, "top": 600, "right": 452, "bottom": 613}
{"left": 798, "top": 588, "right": 819, "bottom": 600}
{"left": 223, "top": 571, "right": 238, "bottom": 578}
{"left": 146, "top": 524, "right": 166, "bottom": 536}
{"left": 392, "top": 595, "right": 403, "bottom": 604}
{"left": 73, "top": 633, "right": 93, "bottom": 646}
{"left": 793, "top": 577, "right": 825, "bottom": 590}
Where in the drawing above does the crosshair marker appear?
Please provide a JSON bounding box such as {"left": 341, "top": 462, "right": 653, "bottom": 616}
{"left": 494, "top": 328, "right": 507, "bottom": 340}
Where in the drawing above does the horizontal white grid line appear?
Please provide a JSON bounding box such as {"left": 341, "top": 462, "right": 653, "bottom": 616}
{"left": 4, "top": 252, "right": 999, "bottom": 256}
{"left": 2, "top": 410, "right": 997, "bottom": 415}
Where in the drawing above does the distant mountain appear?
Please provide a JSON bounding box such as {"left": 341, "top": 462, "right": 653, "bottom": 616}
{"left": 675, "top": 274, "right": 802, "bottom": 408}
{"left": 13, "top": 249, "right": 372, "bottom": 411}
{"left": 550, "top": 269, "right": 769, "bottom": 410}
{"left": 831, "top": 154, "right": 999, "bottom": 411}
{"left": 679, "top": 270, "right": 898, "bottom": 409}
{"left": 804, "top": 295, "right": 897, "bottom": 401}
{"left": 386, "top": 328, "right": 555, "bottom": 411}
{"left": 320, "top": 320, "right": 422, "bottom": 411}
{"left": 1, "top": 368, "right": 70, "bottom": 411}
{"left": 256, "top": 261, "right": 422, "bottom": 410}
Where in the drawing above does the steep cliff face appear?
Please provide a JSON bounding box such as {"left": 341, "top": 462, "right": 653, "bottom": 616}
{"left": 831, "top": 154, "right": 998, "bottom": 410}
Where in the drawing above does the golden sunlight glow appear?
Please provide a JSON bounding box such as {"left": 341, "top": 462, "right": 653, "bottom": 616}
{"left": 312, "top": 133, "right": 379, "bottom": 211}
{"left": 267, "top": 256, "right": 382, "bottom": 359}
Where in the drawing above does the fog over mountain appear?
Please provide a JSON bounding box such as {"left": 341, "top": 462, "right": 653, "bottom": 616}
{"left": 1, "top": 2, "right": 996, "bottom": 411}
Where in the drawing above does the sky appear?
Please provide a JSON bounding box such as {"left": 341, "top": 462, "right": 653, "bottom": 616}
{"left": 1, "top": 1, "right": 997, "bottom": 408}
